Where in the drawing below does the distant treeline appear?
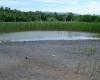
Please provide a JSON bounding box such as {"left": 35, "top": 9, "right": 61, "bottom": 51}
{"left": 0, "top": 6, "right": 100, "bottom": 22}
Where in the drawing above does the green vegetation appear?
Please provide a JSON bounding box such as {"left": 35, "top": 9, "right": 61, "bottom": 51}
{"left": 84, "top": 48, "right": 96, "bottom": 56}
{"left": 0, "top": 7, "right": 100, "bottom": 32}
{"left": 0, "top": 22, "right": 100, "bottom": 32}
{"left": 0, "top": 6, "right": 100, "bottom": 22}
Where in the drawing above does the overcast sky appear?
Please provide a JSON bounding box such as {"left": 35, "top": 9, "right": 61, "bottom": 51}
{"left": 0, "top": 0, "right": 100, "bottom": 14}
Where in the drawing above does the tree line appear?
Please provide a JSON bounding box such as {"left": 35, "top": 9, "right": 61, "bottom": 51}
{"left": 0, "top": 6, "right": 100, "bottom": 22}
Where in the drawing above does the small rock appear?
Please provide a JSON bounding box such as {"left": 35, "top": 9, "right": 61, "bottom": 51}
{"left": 25, "top": 56, "right": 29, "bottom": 60}
{"left": 52, "top": 54, "right": 56, "bottom": 57}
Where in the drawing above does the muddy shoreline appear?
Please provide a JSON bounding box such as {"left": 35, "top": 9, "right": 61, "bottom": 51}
{"left": 0, "top": 40, "right": 100, "bottom": 80}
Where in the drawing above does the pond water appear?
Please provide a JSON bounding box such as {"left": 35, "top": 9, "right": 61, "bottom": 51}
{"left": 0, "top": 31, "right": 100, "bottom": 42}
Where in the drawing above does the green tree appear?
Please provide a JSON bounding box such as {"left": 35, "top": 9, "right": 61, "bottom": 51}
{"left": 66, "top": 12, "right": 74, "bottom": 21}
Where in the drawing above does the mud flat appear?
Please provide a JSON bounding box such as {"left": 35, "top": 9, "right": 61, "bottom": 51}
{"left": 0, "top": 40, "right": 100, "bottom": 80}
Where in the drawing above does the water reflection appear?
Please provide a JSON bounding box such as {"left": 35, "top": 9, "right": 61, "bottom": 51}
{"left": 0, "top": 31, "right": 100, "bottom": 42}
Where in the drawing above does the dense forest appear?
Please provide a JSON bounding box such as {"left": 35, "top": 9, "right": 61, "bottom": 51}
{"left": 0, "top": 6, "right": 100, "bottom": 22}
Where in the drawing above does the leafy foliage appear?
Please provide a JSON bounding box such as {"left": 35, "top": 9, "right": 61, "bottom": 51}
{"left": 0, "top": 6, "right": 100, "bottom": 22}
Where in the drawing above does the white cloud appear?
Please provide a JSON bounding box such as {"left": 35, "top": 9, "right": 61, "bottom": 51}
{"left": 0, "top": 0, "right": 100, "bottom": 14}
{"left": 73, "top": 1, "right": 100, "bottom": 14}
{"left": 31, "top": 0, "right": 80, "bottom": 4}
{"left": 37, "top": 0, "right": 100, "bottom": 14}
{"left": 0, "top": 0, "right": 29, "bottom": 6}
{"left": 31, "top": 0, "right": 62, "bottom": 3}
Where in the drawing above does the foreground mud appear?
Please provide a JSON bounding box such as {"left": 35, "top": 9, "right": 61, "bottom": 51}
{"left": 0, "top": 40, "right": 100, "bottom": 80}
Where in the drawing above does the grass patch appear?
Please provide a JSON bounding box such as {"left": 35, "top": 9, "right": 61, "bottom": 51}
{"left": 0, "top": 22, "right": 100, "bottom": 32}
{"left": 84, "top": 48, "right": 96, "bottom": 56}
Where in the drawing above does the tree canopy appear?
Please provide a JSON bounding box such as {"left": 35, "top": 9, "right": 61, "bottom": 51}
{"left": 0, "top": 6, "right": 100, "bottom": 22}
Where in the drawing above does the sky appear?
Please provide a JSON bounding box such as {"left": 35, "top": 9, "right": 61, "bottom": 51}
{"left": 0, "top": 0, "right": 100, "bottom": 14}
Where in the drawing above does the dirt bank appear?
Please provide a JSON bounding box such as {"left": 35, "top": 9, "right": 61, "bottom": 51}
{"left": 0, "top": 40, "right": 100, "bottom": 80}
